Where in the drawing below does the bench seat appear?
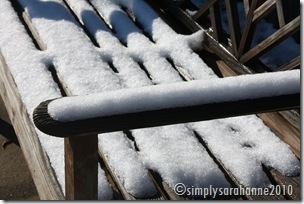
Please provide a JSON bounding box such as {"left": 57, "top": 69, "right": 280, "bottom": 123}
{"left": 0, "top": 0, "right": 300, "bottom": 200}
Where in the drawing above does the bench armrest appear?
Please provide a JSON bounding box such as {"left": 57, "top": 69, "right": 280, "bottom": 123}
{"left": 33, "top": 70, "right": 300, "bottom": 137}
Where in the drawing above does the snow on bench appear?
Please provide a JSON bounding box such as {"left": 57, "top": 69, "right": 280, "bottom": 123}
{"left": 34, "top": 70, "right": 299, "bottom": 136}
{"left": 0, "top": 0, "right": 300, "bottom": 200}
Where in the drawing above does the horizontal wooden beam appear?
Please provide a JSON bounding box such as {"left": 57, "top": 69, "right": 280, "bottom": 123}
{"left": 33, "top": 92, "right": 299, "bottom": 137}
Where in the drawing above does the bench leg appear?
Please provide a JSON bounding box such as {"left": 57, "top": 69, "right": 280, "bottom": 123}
{"left": 64, "top": 135, "right": 98, "bottom": 200}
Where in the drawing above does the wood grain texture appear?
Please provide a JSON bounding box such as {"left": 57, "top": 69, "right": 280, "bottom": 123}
{"left": 269, "top": 169, "right": 301, "bottom": 200}
{"left": 65, "top": 135, "right": 98, "bottom": 200}
{"left": 225, "top": 0, "right": 241, "bottom": 56}
{"left": 0, "top": 53, "right": 64, "bottom": 200}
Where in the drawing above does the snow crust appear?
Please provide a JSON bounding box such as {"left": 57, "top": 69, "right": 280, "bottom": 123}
{"left": 0, "top": 0, "right": 300, "bottom": 199}
{"left": 48, "top": 70, "right": 300, "bottom": 121}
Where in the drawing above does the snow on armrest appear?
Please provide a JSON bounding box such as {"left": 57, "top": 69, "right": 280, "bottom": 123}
{"left": 33, "top": 70, "right": 300, "bottom": 137}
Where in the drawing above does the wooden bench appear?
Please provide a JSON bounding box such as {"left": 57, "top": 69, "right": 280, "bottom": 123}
{"left": 0, "top": 0, "right": 301, "bottom": 200}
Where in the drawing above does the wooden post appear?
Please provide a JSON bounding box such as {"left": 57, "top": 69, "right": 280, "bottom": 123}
{"left": 64, "top": 134, "right": 98, "bottom": 200}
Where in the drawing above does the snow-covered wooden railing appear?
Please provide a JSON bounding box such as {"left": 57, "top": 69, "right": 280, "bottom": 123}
{"left": 33, "top": 70, "right": 300, "bottom": 200}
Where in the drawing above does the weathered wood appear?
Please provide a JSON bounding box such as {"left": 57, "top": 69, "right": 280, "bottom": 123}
{"left": 276, "top": 56, "right": 300, "bottom": 72}
{"left": 276, "top": 0, "right": 286, "bottom": 27}
{"left": 225, "top": 0, "right": 241, "bottom": 55}
{"left": 209, "top": 3, "right": 223, "bottom": 41}
{"left": 22, "top": 11, "right": 46, "bottom": 50}
{"left": 97, "top": 148, "right": 136, "bottom": 200}
{"left": 10, "top": 0, "right": 46, "bottom": 51}
{"left": 269, "top": 169, "right": 301, "bottom": 200}
{"left": 258, "top": 112, "right": 300, "bottom": 158}
{"left": 147, "top": 170, "right": 183, "bottom": 200}
{"left": 240, "top": 16, "right": 300, "bottom": 63}
{"left": 4, "top": 0, "right": 301, "bottom": 201}
{"left": 98, "top": 146, "right": 165, "bottom": 200}
{"left": 0, "top": 53, "right": 64, "bottom": 200}
{"left": 237, "top": 0, "right": 258, "bottom": 59}
{"left": 192, "top": 0, "right": 218, "bottom": 21}
{"left": 252, "top": 0, "right": 276, "bottom": 23}
{"left": 194, "top": 131, "right": 286, "bottom": 200}
{"left": 65, "top": 135, "right": 98, "bottom": 200}
{"left": 278, "top": 110, "right": 300, "bottom": 132}
{"left": 0, "top": 96, "right": 11, "bottom": 124}
{"left": 160, "top": 0, "right": 300, "bottom": 73}
{"left": 243, "top": 0, "right": 250, "bottom": 16}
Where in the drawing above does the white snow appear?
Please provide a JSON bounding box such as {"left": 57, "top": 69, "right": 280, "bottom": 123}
{"left": 190, "top": 116, "right": 300, "bottom": 187}
{"left": 98, "top": 132, "right": 157, "bottom": 198}
{"left": 0, "top": 0, "right": 300, "bottom": 199}
{"left": 48, "top": 70, "right": 299, "bottom": 121}
{"left": 132, "top": 125, "right": 230, "bottom": 189}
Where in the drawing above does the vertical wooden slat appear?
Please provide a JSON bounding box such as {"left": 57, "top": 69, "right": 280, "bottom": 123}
{"left": 65, "top": 135, "right": 98, "bottom": 200}
{"left": 243, "top": 0, "right": 251, "bottom": 16}
{"left": 276, "top": 0, "right": 286, "bottom": 28}
{"left": 225, "top": 0, "right": 241, "bottom": 55}
{"left": 192, "top": 0, "right": 218, "bottom": 21}
{"left": 237, "top": 0, "right": 258, "bottom": 59}
{"left": 209, "top": 3, "right": 223, "bottom": 41}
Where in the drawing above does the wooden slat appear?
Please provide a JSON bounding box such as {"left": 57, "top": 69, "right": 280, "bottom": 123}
{"left": 276, "top": 0, "right": 286, "bottom": 28}
{"left": 98, "top": 149, "right": 145, "bottom": 200}
{"left": 192, "top": 0, "right": 218, "bottom": 21}
{"left": 225, "top": 0, "right": 241, "bottom": 55}
{"left": 243, "top": 0, "right": 251, "bottom": 16}
{"left": 252, "top": 0, "right": 276, "bottom": 23}
{"left": 22, "top": 12, "right": 46, "bottom": 50}
{"left": 279, "top": 110, "right": 300, "bottom": 132}
{"left": 10, "top": 0, "right": 46, "bottom": 51}
{"left": 195, "top": 131, "right": 286, "bottom": 200}
{"left": 0, "top": 96, "right": 11, "bottom": 124}
{"left": 65, "top": 135, "right": 98, "bottom": 200}
{"left": 258, "top": 112, "right": 300, "bottom": 158}
{"left": 237, "top": 0, "right": 258, "bottom": 59}
{"left": 276, "top": 56, "right": 300, "bottom": 71}
{"left": 269, "top": 169, "right": 301, "bottom": 200}
{"left": 147, "top": 170, "right": 182, "bottom": 200}
{"left": 0, "top": 53, "right": 64, "bottom": 200}
{"left": 209, "top": 3, "right": 223, "bottom": 41}
{"left": 240, "top": 16, "right": 300, "bottom": 63}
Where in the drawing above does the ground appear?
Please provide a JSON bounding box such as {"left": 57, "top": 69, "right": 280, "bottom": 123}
{"left": 0, "top": 98, "right": 39, "bottom": 200}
